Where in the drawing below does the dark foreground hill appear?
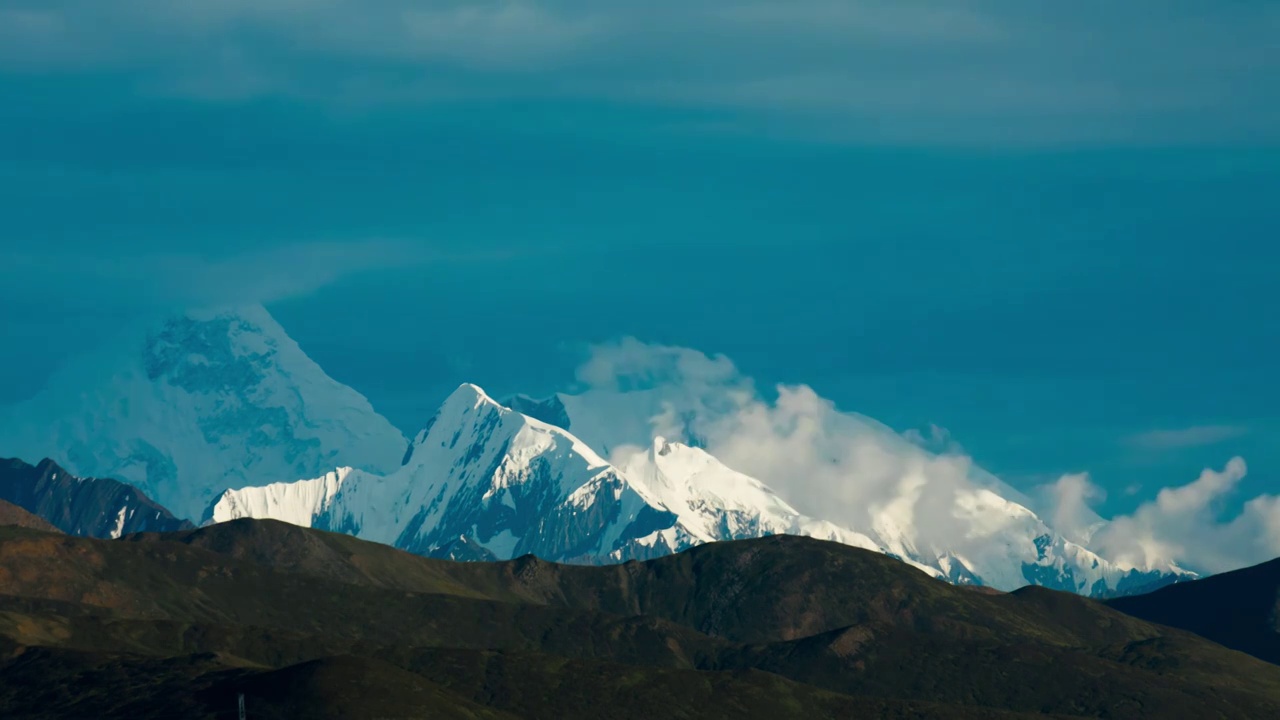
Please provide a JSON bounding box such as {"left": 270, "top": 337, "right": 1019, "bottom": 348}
{"left": 1108, "top": 556, "right": 1280, "bottom": 666}
{"left": 1, "top": 520, "right": 1278, "bottom": 719}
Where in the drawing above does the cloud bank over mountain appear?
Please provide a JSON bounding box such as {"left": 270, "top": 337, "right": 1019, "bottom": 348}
{"left": 1088, "top": 459, "right": 1280, "bottom": 574}
{"left": 569, "top": 337, "right": 1276, "bottom": 575}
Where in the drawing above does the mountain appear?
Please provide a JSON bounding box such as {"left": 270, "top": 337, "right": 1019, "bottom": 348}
{"left": 619, "top": 439, "right": 1175, "bottom": 595}
{"left": 0, "top": 498, "right": 58, "bottom": 532}
{"left": 0, "top": 306, "right": 408, "bottom": 520}
{"left": 0, "top": 305, "right": 1182, "bottom": 595}
{"left": 1108, "top": 556, "right": 1280, "bottom": 665}
{"left": 504, "top": 393, "right": 572, "bottom": 429}
{"left": 1, "top": 519, "right": 1278, "bottom": 719}
{"left": 214, "top": 384, "right": 1182, "bottom": 595}
{"left": 0, "top": 457, "right": 190, "bottom": 537}
{"left": 211, "top": 384, "right": 884, "bottom": 565}
{"left": 617, "top": 436, "right": 889, "bottom": 555}
{"left": 523, "top": 389, "right": 1188, "bottom": 595}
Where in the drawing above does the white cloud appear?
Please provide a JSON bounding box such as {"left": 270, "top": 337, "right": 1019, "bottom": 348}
{"left": 1051, "top": 458, "right": 1280, "bottom": 575}
{"left": 0, "top": 239, "right": 433, "bottom": 310}
{"left": 2, "top": 1, "right": 1277, "bottom": 144}
{"left": 1035, "top": 472, "right": 1107, "bottom": 546}
{"left": 566, "top": 338, "right": 1044, "bottom": 573}
{"left": 574, "top": 336, "right": 743, "bottom": 396}
{"left": 569, "top": 338, "right": 1280, "bottom": 577}
{"left": 903, "top": 423, "right": 964, "bottom": 455}
{"left": 1090, "top": 458, "right": 1280, "bottom": 571}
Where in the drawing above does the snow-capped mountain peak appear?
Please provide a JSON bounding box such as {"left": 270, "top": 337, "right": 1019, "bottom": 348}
{"left": 0, "top": 305, "right": 408, "bottom": 520}
{"left": 214, "top": 383, "right": 687, "bottom": 562}
{"left": 403, "top": 383, "right": 611, "bottom": 478}
{"left": 207, "top": 383, "right": 1191, "bottom": 594}
{"left": 210, "top": 385, "right": 890, "bottom": 568}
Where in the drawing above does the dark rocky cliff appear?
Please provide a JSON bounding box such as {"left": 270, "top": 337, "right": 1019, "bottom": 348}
{"left": 0, "top": 457, "right": 192, "bottom": 538}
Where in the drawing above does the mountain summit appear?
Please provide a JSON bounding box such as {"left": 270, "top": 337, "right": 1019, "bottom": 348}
{"left": 0, "top": 306, "right": 408, "bottom": 520}
{"left": 213, "top": 383, "right": 701, "bottom": 562}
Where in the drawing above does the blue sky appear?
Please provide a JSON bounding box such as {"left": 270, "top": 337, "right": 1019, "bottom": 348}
{"left": 1, "top": 1, "right": 1277, "bottom": 523}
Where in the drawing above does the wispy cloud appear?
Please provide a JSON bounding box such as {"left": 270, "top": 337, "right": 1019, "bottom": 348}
{"left": 2, "top": 1, "right": 1277, "bottom": 144}
{"left": 1124, "top": 425, "right": 1250, "bottom": 451}
{"left": 0, "top": 239, "right": 434, "bottom": 310}
{"left": 902, "top": 423, "right": 966, "bottom": 455}
{"left": 1034, "top": 472, "right": 1108, "bottom": 546}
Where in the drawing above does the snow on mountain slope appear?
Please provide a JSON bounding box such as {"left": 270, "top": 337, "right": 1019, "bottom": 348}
{"left": 334, "top": 383, "right": 687, "bottom": 561}
{"left": 0, "top": 306, "right": 408, "bottom": 520}
{"left": 618, "top": 437, "right": 881, "bottom": 552}
{"left": 211, "top": 384, "right": 684, "bottom": 561}
{"left": 208, "top": 384, "right": 902, "bottom": 568}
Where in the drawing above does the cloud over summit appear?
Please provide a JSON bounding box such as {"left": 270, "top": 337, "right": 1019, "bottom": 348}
{"left": 571, "top": 338, "right": 1279, "bottom": 575}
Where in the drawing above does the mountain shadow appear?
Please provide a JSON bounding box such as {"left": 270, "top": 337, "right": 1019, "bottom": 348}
{"left": 0, "top": 457, "right": 192, "bottom": 538}
{"left": 1108, "top": 556, "right": 1280, "bottom": 666}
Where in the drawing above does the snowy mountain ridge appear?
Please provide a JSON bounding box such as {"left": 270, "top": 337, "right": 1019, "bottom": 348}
{"left": 213, "top": 384, "right": 685, "bottom": 562}
{"left": 211, "top": 381, "right": 1182, "bottom": 594}
{"left": 210, "top": 383, "right": 911, "bottom": 570}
